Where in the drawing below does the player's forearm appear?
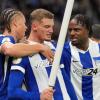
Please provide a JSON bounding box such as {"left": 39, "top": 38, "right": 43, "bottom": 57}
{"left": 1, "top": 43, "right": 45, "bottom": 57}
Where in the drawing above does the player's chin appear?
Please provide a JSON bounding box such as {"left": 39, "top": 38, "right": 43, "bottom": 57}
{"left": 45, "top": 38, "right": 51, "bottom": 41}
{"left": 71, "top": 41, "right": 79, "bottom": 46}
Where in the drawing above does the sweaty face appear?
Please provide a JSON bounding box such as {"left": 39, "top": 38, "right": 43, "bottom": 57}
{"left": 68, "top": 19, "right": 89, "bottom": 47}
{"left": 15, "top": 15, "right": 27, "bottom": 40}
{"left": 36, "top": 18, "right": 54, "bottom": 42}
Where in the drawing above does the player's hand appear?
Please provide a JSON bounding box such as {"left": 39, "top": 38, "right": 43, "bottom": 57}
{"left": 41, "top": 45, "right": 54, "bottom": 63}
{"left": 40, "top": 87, "right": 54, "bottom": 100}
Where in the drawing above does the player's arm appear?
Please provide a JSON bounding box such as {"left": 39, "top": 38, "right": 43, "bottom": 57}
{"left": 8, "top": 70, "right": 34, "bottom": 100}
{"left": 1, "top": 42, "right": 54, "bottom": 62}
{"left": 8, "top": 57, "right": 37, "bottom": 100}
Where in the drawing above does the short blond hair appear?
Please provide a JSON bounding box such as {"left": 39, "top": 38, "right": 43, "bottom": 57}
{"left": 30, "top": 8, "right": 54, "bottom": 23}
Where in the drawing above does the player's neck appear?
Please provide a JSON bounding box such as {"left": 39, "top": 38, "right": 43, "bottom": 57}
{"left": 76, "top": 39, "right": 89, "bottom": 51}
{"left": 28, "top": 32, "right": 44, "bottom": 43}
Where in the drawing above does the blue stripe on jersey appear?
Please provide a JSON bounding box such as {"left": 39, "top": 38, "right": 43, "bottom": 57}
{"left": 61, "top": 68, "right": 78, "bottom": 100}
{"left": 61, "top": 42, "right": 78, "bottom": 100}
{"left": 51, "top": 40, "right": 57, "bottom": 48}
{"left": 53, "top": 78, "right": 63, "bottom": 100}
{"left": 63, "top": 42, "right": 72, "bottom": 79}
{"left": 79, "top": 51, "right": 93, "bottom": 100}
{"left": 98, "top": 44, "right": 100, "bottom": 52}
{"left": 25, "top": 57, "right": 40, "bottom": 99}
{"left": 0, "top": 35, "right": 4, "bottom": 94}
{"left": 0, "top": 35, "right": 5, "bottom": 87}
{"left": 0, "top": 54, "right": 5, "bottom": 89}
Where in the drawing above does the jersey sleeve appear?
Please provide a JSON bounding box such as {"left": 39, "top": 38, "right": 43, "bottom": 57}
{"left": 8, "top": 56, "right": 36, "bottom": 100}
{"left": 10, "top": 56, "right": 28, "bottom": 74}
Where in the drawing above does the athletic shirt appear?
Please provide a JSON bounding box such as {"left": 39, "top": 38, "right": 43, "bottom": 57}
{"left": 0, "top": 35, "right": 15, "bottom": 98}
{"left": 61, "top": 39, "right": 100, "bottom": 100}
{"left": 10, "top": 41, "right": 70, "bottom": 100}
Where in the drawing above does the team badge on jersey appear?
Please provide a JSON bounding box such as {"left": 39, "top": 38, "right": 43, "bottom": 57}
{"left": 2, "top": 37, "right": 11, "bottom": 44}
{"left": 13, "top": 58, "right": 22, "bottom": 64}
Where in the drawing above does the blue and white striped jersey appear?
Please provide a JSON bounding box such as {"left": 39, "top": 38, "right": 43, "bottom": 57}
{"left": 0, "top": 35, "right": 15, "bottom": 99}
{"left": 9, "top": 41, "right": 70, "bottom": 100}
{"left": 61, "top": 39, "right": 100, "bottom": 100}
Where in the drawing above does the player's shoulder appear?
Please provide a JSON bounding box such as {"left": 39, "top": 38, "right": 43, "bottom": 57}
{"left": 63, "top": 41, "right": 70, "bottom": 50}
{"left": 44, "top": 40, "right": 56, "bottom": 50}
{"left": 0, "top": 35, "right": 6, "bottom": 44}
{"left": 1, "top": 35, "right": 15, "bottom": 44}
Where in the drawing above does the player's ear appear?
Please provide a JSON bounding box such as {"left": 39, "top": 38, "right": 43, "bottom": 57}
{"left": 32, "top": 23, "right": 38, "bottom": 31}
{"left": 11, "top": 18, "right": 17, "bottom": 27}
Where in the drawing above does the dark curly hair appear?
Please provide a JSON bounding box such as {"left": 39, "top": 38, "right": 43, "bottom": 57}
{"left": 0, "top": 8, "right": 23, "bottom": 33}
{"left": 71, "top": 14, "right": 93, "bottom": 37}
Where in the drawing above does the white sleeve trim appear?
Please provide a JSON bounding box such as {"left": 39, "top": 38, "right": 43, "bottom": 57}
{"left": 11, "top": 65, "right": 25, "bottom": 74}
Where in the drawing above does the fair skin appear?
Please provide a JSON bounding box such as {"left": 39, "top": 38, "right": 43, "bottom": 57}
{"left": 28, "top": 18, "right": 54, "bottom": 43}
{"left": 28, "top": 17, "right": 54, "bottom": 100}
{"left": 1, "top": 13, "right": 53, "bottom": 61}
{"left": 40, "top": 87, "right": 54, "bottom": 100}
{"left": 69, "top": 19, "right": 89, "bottom": 51}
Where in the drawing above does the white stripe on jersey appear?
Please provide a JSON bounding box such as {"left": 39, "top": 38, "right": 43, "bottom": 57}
{"left": 11, "top": 65, "right": 25, "bottom": 74}
{"left": 57, "top": 69, "right": 70, "bottom": 100}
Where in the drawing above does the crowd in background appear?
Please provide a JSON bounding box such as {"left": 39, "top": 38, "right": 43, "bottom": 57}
{"left": 0, "top": 0, "right": 100, "bottom": 41}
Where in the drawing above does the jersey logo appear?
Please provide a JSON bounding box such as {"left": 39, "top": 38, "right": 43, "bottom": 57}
{"left": 2, "top": 37, "right": 11, "bottom": 44}
{"left": 34, "top": 59, "right": 50, "bottom": 68}
{"left": 73, "top": 67, "right": 99, "bottom": 77}
{"left": 72, "top": 60, "right": 79, "bottom": 62}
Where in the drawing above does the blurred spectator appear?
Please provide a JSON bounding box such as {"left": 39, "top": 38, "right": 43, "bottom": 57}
{"left": 91, "top": 24, "right": 100, "bottom": 43}
{"left": 40, "top": 0, "right": 66, "bottom": 21}
{"left": 1, "top": 0, "right": 100, "bottom": 41}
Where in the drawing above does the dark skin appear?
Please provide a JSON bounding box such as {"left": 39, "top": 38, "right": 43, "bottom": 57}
{"left": 68, "top": 19, "right": 89, "bottom": 51}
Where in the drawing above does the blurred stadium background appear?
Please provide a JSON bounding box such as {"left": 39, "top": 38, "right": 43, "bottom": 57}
{"left": 0, "top": 0, "right": 100, "bottom": 41}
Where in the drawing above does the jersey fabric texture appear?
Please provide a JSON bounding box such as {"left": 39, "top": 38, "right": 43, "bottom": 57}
{"left": 61, "top": 39, "right": 100, "bottom": 100}
{"left": 0, "top": 35, "right": 15, "bottom": 100}
{"left": 8, "top": 41, "right": 71, "bottom": 100}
